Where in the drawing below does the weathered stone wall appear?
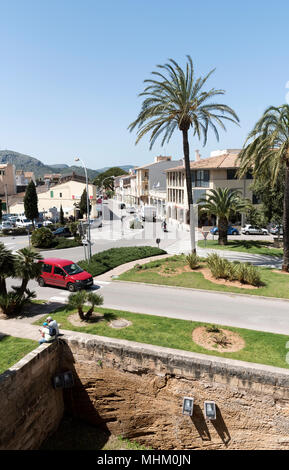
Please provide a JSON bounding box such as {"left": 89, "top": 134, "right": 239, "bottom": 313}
{"left": 2, "top": 334, "right": 289, "bottom": 450}
{"left": 61, "top": 335, "right": 289, "bottom": 450}
{"left": 0, "top": 341, "right": 64, "bottom": 450}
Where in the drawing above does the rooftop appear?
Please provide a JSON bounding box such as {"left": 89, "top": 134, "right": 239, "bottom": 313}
{"left": 165, "top": 151, "right": 241, "bottom": 172}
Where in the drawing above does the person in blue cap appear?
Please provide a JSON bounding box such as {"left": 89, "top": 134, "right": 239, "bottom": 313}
{"left": 38, "top": 321, "right": 56, "bottom": 345}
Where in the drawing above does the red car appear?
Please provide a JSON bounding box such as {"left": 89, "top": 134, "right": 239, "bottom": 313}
{"left": 38, "top": 258, "right": 94, "bottom": 292}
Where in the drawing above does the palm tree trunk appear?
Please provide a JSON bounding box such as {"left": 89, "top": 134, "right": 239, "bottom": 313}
{"left": 78, "top": 307, "right": 85, "bottom": 321}
{"left": 218, "top": 217, "right": 228, "bottom": 245}
{"left": 182, "top": 129, "right": 196, "bottom": 253}
{"left": 282, "top": 162, "right": 289, "bottom": 271}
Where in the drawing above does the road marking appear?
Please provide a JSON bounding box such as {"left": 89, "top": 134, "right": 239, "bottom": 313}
{"left": 95, "top": 280, "right": 111, "bottom": 285}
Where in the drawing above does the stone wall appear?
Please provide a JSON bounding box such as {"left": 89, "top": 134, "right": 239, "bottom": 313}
{"left": 0, "top": 341, "right": 64, "bottom": 450}
{"left": 61, "top": 335, "right": 289, "bottom": 450}
{"left": 2, "top": 334, "right": 289, "bottom": 450}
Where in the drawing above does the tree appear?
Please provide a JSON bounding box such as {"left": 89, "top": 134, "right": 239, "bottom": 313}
{"left": 94, "top": 167, "right": 128, "bottom": 191}
{"left": 0, "top": 242, "right": 16, "bottom": 296}
{"left": 14, "top": 248, "right": 43, "bottom": 296}
{"left": 128, "top": 56, "right": 239, "bottom": 252}
{"left": 67, "top": 290, "right": 103, "bottom": 321}
{"left": 198, "top": 188, "right": 251, "bottom": 245}
{"left": 24, "top": 181, "right": 39, "bottom": 226}
{"left": 59, "top": 205, "right": 65, "bottom": 225}
{"left": 0, "top": 199, "right": 2, "bottom": 221}
{"left": 79, "top": 189, "right": 91, "bottom": 219}
{"left": 237, "top": 104, "right": 289, "bottom": 271}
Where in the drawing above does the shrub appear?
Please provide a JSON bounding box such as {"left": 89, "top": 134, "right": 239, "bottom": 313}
{"left": 206, "top": 253, "right": 232, "bottom": 279}
{"left": 206, "top": 253, "right": 262, "bottom": 287}
{"left": 130, "top": 220, "right": 143, "bottom": 229}
{"left": 186, "top": 252, "right": 200, "bottom": 270}
{"left": 205, "top": 324, "right": 220, "bottom": 333}
{"left": 1, "top": 227, "right": 28, "bottom": 236}
{"left": 78, "top": 246, "right": 167, "bottom": 277}
{"left": 31, "top": 227, "right": 54, "bottom": 248}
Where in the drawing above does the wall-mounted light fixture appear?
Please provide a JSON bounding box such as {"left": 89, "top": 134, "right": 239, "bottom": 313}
{"left": 182, "top": 397, "right": 194, "bottom": 416}
{"left": 53, "top": 371, "right": 74, "bottom": 389}
{"left": 204, "top": 401, "right": 216, "bottom": 420}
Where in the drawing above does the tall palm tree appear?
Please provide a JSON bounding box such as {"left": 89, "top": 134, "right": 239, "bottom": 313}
{"left": 237, "top": 104, "right": 289, "bottom": 271}
{"left": 14, "top": 248, "right": 43, "bottom": 296}
{"left": 128, "top": 56, "right": 239, "bottom": 251}
{"left": 198, "top": 188, "right": 251, "bottom": 245}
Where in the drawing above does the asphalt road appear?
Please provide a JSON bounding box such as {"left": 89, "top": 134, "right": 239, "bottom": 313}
{"left": 8, "top": 276, "right": 289, "bottom": 336}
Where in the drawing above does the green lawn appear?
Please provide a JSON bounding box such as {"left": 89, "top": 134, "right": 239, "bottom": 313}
{"left": 198, "top": 239, "right": 283, "bottom": 257}
{"left": 34, "top": 305, "right": 289, "bottom": 369}
{"left": 0, "top": 336, "right": 38, "bottom": 375}
{"left": 118, "top": 255, "right": 289, "bottom": 299}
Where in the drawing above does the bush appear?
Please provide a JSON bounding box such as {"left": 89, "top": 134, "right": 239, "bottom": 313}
{"left": 78, "top": 246, "right": 167, "bottom": 277}
{"left": 186, "top": 252, "right": 201, "bottom": 270}
{"left": 31, "top": 227, "right": 54, "bottom": 248}
{"left": 1, "top": 227, "right": 28, "bottom": 236}
{"left": 206, "top": 253, "right": 262, "bottom": 286}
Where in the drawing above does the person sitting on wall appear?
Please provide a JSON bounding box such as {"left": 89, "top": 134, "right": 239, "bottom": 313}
{"left": 38, "top": 322, "right": 56, "bottom": 345}
{"left": 46, "top": 316, "right": 61, "bottom": 337}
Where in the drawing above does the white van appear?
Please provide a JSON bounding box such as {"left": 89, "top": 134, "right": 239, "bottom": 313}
{"left": 141, "top": 205, "right": 157, "bottom": 222}
{"left": 15, "top": 217, "right": 33, "bottom": 228}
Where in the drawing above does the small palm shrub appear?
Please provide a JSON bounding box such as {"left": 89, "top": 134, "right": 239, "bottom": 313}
{"left": 186, "top": 252, "right": 201, "bottom": 270}
{"left": 31, "top": 227, "right": 54, "bottom": 248}
{"left": 206, "top": 254, "right": 232, "bottom": 279}
{"left": 206, "top": 253, "right": 262, "bottom": 286}
{"left": 67, "top": 290, "right": 104, "bottom": 321}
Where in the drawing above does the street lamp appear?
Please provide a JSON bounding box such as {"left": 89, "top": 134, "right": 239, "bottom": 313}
{"left": 74, "top": 157, "right": 92, "bottom": 260}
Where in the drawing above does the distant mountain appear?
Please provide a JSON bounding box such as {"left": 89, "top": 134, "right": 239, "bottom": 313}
{"left": 95, "top": 165, "right": 134, "bottom": 173}
{"left": 0, "top": 150, "right": 100, "bottom": 181}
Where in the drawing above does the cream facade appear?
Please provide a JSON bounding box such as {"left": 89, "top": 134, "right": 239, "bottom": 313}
{"left": 166, "top": 149, "right": 256, "bottom": 226}
{"left": 0, "top": 163, "right": 17, "bottom": 197}
{"left": 9, "top": 179, "right": 97, "bottom": 219}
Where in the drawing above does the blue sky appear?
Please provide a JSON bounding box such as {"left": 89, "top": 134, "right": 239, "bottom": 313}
{"left": 0, "top": 0, "right": 289, "bottom": 170}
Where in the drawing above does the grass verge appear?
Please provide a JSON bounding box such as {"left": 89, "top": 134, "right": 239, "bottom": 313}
{"left": 198, "top": 239, "right": 283, "bottom": 257}
{"left": 0, "top": 336, "right": 38, "bottom": 374}
{"left": 34, "top": 305, "right": 289, "bottom": 369}
{"left": 118, "top": 255, "right": 289, "bottom": 300}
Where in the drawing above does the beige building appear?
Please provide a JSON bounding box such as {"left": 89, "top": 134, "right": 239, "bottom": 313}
{"left": 9, "top": 177, "right": 97, "bottom": 220}
{"left": 166, "top": 149, "right": 256, "bottom": 226}
{"left": 0, "top": 163, "right": 17, "bottom": 198}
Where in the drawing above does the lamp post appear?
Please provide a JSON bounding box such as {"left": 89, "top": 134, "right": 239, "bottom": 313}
{"left": 74, "top": 157, "right": 92, "bottom": 261}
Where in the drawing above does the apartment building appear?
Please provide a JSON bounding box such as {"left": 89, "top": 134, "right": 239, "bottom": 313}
{"left": 165, "top": 149, "right": 256, "bottom": 227}
{"left": 115, "top": 171, "right": 137, "bottom": 205}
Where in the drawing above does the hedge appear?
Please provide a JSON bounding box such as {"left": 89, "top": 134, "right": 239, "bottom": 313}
{"left": 78, "top": 246, "right": 167, "bottom": 277}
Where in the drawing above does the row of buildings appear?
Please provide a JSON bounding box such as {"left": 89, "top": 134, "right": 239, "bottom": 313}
{"left": 0, "top": 164, "right": 97, "bottom": 220}
{"left": 115, "top": 149, "right": 258, "bottom": 227}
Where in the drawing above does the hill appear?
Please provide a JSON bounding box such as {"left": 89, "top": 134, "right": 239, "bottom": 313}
{"left": 0, "top": 150, "right": 100, "bottom": 181}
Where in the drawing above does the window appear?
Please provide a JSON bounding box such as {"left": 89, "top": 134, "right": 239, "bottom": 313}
{"left": 227, "top": 169, "right": 237, "bottom": 180}
{"left": 246, "top": 170, "right": 253, "bottom": 180}
{"left": 191, "top": 170, "right": 210, "bottom": 187}
{"left": 42, "top": 264, "right": 52, "bottom": 273}
{"left": 59, "top": 192, "right": 62, "bottom": 198}
{"left": 54, "top": 266, "right": 65, "bottom": 276}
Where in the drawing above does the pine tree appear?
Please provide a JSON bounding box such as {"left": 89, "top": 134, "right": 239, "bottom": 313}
{"left": 79, "top": 189, "right": 91, "bottom": 218}
{"left": 60, "top": 205, "right": 65, "bottom": 225}
{"left": 24, "top": 181, "right": 39, "bottom": 226}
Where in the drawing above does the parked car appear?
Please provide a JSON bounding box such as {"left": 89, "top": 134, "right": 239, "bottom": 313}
{"left": 241, "top": 225, "right": 269, "bottom": 235}
{"left": 270, "top": 225, "right": 283, "bottom": 235}
{"left": 38, "top": 258, "right": 94, "bottom": 292}
{"left": 52, "top": 227, "right": 71, "bottom": 237}
{"left": 126, "top": 206, "right": 136, "bottom": 214}
{"left": 210, "top": 226, "right": 239, "bottom": 235}
{"left": 15, "top": 217, "right": 33, "bottom": 228}
{"left": 0, "top": 221, "right": 15, "bottom": 231}
{"left": 42, "top": 220, "right": 53, "bottom": 226}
